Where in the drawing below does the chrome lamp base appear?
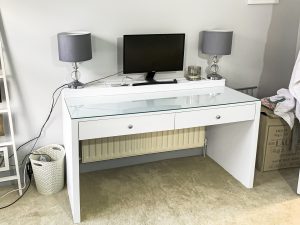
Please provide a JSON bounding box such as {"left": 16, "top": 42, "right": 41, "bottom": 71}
{"left": 68, "top": 80, "right": 85, "bottom": 89}
{"left": 67, "top": 62, "right": 85, "bottom": 89}
{"left": 207, "top": 55, "right": 223, "bottom": 80}
{"left": 207, "top": 73, "right": 223, "bottom": 80}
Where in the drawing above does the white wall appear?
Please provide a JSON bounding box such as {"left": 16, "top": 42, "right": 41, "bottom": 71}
{"left": 258, "top": 0, "right": 300, "bottom": 97}
{"left": 0, "top": 1, "right": 274, "bottom": 155}
{"left": 297, "top": 21, "right": 300, "bottom": 56}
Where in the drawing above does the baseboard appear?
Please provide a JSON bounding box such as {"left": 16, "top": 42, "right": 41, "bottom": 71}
{"left": 80, "top": 147, "right": 203, "bottom": 173}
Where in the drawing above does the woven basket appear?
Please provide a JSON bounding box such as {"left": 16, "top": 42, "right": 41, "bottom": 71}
{"left": 29, "top": 144, "right": 65, "bottom": 195}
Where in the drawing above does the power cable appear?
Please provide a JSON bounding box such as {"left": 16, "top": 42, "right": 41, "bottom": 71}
{"left": 0, "top": 162, "right": 32, "bottom": 209}
{"left": 0, "top": 71, "right": 122, "bottom": 207}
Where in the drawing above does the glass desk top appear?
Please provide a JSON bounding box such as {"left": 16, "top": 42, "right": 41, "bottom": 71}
{"left": 65, "top": 87, "right": 259, "bottom": 119}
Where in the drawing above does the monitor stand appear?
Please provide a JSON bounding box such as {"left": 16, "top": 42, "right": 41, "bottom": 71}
{"left": 132, "top": 71, "right": 177, "bottom": 86}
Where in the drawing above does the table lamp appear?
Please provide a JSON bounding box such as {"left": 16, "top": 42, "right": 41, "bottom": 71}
{"left": 57, "top": 31, "right": 92, "bottom": 89}
{"left": 201, "top": 30, "right": 233, "bottom": 80}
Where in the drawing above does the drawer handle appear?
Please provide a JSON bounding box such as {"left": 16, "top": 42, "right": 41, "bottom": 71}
{"left": 216, "top": 115, "right": 221, "bottom": 119}
{"left": 128, "top": 124, "right": 133, "bottom": 129}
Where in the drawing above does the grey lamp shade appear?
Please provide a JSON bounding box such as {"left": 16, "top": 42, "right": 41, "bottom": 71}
{"left": 201, "top": 30, "right": 233, "bottom": 55}
{"left": 57, "top": 31, "right": 92, "bottom": 62}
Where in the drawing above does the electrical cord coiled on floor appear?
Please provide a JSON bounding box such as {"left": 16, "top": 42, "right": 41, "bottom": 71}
{"left": 0, "top": 162, "right": 32, "bottom": 209}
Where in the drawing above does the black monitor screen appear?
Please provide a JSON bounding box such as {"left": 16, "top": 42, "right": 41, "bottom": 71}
{"left": 123, "top": 34, "right": 185, "bottom": 74}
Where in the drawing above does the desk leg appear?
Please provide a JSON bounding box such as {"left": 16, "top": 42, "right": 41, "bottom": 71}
{"left": 206, "top": 103, "right": 261, "bottom": 188}
{"left": 63, "top": 105, "right": 81, "bottom": 223}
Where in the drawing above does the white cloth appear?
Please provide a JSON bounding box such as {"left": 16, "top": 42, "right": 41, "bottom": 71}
{"left": 289, "top": 51, "right": 300, "bottom": 121}
{"left": 270, "top": 88, "right": 295, "bottom": 129}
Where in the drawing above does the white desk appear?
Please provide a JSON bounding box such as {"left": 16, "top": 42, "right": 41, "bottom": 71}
{"left": 62, "top": 81, "right": 261, "bottom": 223}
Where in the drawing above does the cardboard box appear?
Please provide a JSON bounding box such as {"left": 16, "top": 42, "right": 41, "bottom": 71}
{"left": 256, "top": 106, "right": 300, "bottom": 172}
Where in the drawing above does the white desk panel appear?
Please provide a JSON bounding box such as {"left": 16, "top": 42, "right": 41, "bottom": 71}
{"left": 62, "top": 82, "right": 261, "bottom": 223}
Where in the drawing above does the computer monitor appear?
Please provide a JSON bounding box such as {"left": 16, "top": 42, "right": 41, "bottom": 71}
{"left": 123, "top": 33, "right": 185, "bottom": 86}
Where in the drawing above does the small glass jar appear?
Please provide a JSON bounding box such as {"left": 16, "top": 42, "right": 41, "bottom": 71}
{"left": 185, "top": 66, "right": 202, "bottom": 81}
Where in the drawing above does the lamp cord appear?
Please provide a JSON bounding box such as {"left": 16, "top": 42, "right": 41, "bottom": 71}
{"left": 0, "top": 84, "right": 68, "bottom": 168}
{"left": 0, "top": 71, "right": 123, "bottom": 168}
{"left": 0, "top": 71, "right": 122, "bottom": 208}
{"left": 84, "top": 71, "right": 123, "bottom": 86}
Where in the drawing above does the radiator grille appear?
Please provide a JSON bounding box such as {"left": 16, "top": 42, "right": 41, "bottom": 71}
{"left": 81, "top": 127, "right": 205, "bottom": 163}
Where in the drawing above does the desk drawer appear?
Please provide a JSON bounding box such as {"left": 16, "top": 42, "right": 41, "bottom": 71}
{"left": 175, "top": 104, "right": 256, "bottom": 129}
{"left": 79, "top": 113, "right": 174, "bottom": 140}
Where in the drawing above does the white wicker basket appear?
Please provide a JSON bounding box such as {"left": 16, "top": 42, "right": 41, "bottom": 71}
{"left": 29, "top": 144, "right": 65, "bottom": 195}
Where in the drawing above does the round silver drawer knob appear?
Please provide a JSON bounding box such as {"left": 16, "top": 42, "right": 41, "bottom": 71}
{"left": 128, "top": 124, "right": 133, "bottom": 129}
{"left": 216, "top": 115, "right": 221, "bottom": 119}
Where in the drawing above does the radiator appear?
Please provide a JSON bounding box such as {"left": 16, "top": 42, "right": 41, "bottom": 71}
{"left": 81, "top": 127, "right": 205, "bottom": 163}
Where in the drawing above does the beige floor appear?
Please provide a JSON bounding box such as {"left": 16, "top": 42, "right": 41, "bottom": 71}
{"left": 0, "top": 156, "right": 300, "bottom": 225}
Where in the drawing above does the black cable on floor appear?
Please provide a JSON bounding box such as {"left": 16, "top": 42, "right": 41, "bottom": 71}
{"left": 0, "top": 179, "right": 31, "bottom": 210}
{"left": 0, "top": 163, "right": 32, "bottom": 210}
